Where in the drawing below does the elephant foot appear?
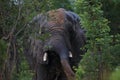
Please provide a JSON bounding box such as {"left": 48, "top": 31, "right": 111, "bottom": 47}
{"left": 60, "top": 59, "right": 75, "bottom": 80}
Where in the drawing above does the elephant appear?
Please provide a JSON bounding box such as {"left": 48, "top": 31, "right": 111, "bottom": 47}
{"left": 24, "top": 8, "right": 86, "bottom": 80}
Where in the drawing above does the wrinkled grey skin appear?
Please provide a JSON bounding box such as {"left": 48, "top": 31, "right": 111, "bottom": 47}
{"left": 24, "top": 8, "right": 86, "bottom": 80}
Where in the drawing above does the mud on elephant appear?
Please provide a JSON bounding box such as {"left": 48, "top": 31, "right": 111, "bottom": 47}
{"left": 24, "top": 8, "right": 86, "bottom": 80}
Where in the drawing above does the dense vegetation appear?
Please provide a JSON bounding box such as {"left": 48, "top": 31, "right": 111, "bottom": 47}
{"left": 0, "top": 0, "right": 119, "bottom": 80}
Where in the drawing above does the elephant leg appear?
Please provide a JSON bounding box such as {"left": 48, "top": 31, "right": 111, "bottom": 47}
{"left": 60, "top": 58, "right": 75, "bottom": 80}
{"left": 32, "top": 63, "right": 48, "bottom": 80}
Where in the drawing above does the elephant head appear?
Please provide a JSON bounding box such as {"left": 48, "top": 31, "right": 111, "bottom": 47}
{"left": 24, "top": 8, "right": 86, "bottom": 80}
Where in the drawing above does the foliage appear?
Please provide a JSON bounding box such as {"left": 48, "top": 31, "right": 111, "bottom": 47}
{"left": 75, "top": 65, "right": 85, "bottom": 80}
{"left": 0, "top": 0, "right": 72, "bottom": 80}
{"left": 109, "top": 42, "right": 120, "bottom": 68}
{"left": 0, "top": 0, "right": 120, "bottom": 80}
{"left": 0, "top": 39, "right": 7, "bottom": 70}
{"left": 110, "top": 66, "right": 120, "bottom": 80}
{"left": 12, "top": 57, "right": 33, "bottom": 80}
{"left": 74, "top": 0, "right": 112, "bottom": 80}
{"left": 21, "top": 0, "right": 72, "bottom": 22}
{"left": 100, "top": 0, "right": 120, "bottom": 34}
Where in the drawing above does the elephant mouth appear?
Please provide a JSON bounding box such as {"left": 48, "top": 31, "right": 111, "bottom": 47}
{"left": 42, "top": 50, "right": 75, "bottom": 79}
{"left": 42, "top": 51, "right": 73, "bottom": 62}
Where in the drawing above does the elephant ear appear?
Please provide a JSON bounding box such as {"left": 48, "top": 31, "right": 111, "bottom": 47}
{"left": 65, "top": 11, "right": 80, "bottom": 24}
{"left": 24, "top": 14, "right": 49, "bottom": 70}
{"left": 65, "top": 10, "right": 86, "bottom": 46}
{"left": 65, "top": 11, "right": 81, "bottom": 32}
{"left": 64, "top": 10, "right": 86, "bottom": 67}
{"left": 29, "top": 37, "right": 47, "bottom": 63}
{"left": 24, "top": 37, "right": 48, "bottom": 68}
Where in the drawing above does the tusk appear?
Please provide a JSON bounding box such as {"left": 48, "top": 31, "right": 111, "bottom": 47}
{"left": 69, "top": 51, "right": 73, "bottom": 57}
{"left": 43, "top": 52, "right": 47, "bottom": 61}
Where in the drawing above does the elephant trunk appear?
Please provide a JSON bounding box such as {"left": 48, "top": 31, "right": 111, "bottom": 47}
{"left": 43, "top": 35, "right": 75, "bottom": 80}
{"left": 60, "top": 58, "right": 75, "bottom": 80}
